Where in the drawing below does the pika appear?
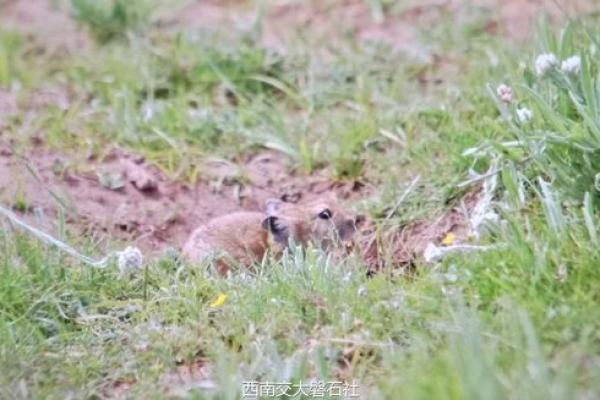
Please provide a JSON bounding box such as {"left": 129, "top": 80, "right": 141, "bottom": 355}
{"left": 182, "top": 197, "right": 363, "bottom": 273}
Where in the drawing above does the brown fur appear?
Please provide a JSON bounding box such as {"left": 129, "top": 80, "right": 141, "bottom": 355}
{"left": 182, "top": 197, "right": 362, "bottom": 274}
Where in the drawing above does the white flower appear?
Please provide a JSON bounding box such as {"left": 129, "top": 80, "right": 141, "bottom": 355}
{"left": 142, "top": 101, "right": 154, "bottom": 122}
{"left": 516, "top": 107, "right": 533, "bottom": 123}
{"left": 561, "top": 55, "right": 581, "bottom": 75}
{"left": 423, "top": 243, "right": 443, "bottom": 263}
{"left": 357, "top": 286, "right": 368, "bottom": 297}
{"left": 423, "top": 243, "right": 499, "bottom": 263}
{"left": 535, "top": 53, "right": 559, "bottom": 76}
{"left": 557, "top": 263, "right": 568, "bottom": 283}
{"left": 496, "top": 84, "right": 513, "bottom": 103}
{"left": 117, "top": 246, "right": 143, "bottom": 277}
{"left": 445, "top": 271, "right": 458, "bottom": 283}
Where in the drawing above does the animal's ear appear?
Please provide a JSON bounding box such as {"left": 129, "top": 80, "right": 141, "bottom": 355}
{"left": 262, "top": 216, "right": 289, "bottom": 244}
{"left": 265, "top": 198, "right": 284, "bottom": 216}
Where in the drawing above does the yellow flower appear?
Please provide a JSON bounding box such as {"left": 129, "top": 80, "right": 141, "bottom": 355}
{"left": 209, "top": 293, "right": 227, "bottom": 308}
{"left": 441, "top": 232, "right": 456, "bottom": 246}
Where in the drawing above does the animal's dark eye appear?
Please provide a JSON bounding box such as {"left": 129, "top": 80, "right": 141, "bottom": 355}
{"left": 318, "top": 209, "right": 333, "bottom": 220}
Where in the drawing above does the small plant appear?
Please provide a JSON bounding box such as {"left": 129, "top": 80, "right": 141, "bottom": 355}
{"left": 13, "top": 194, "right": 28, "bottom": 213}
{"left": 330, "top": 118, "right": 377, "bottom": 179}
{"left": 471, "top": 22, "right": 600, "bottom": 210}
{"left": 71, "top": 0, "right": 152, "bottom": 43}
{"left": 0, "top": 31, "right": 23, "bottom": 87}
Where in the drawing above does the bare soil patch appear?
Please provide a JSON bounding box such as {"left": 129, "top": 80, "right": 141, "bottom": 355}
{"left": 160, "top": 360, "right": 214, "bottom": 398}
{"left": 360, "top": 185, "right": 486, "bottom": 272}
{"left": 0, "top": 142, "right": 366, "bottom": 255}
{"left": 174, "top": 0, "right": 600, "bottom": 53}
{"left": 0, "top": 89, "right": 18, "bottom": 128}
{"left": 1, "top": 0, "right": 88, "bottom": 54}
{"left": 107, "top": 359, "right": 213, "bottom": 399}
{"left": 1, "top": 136, "right": 487, "bottom": 271}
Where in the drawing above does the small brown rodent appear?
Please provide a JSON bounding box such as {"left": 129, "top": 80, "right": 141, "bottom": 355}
{"left": 182, "top": 197, "right": 363, "bottom": 274}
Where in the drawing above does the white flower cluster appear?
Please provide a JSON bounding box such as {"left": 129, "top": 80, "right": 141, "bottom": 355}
{"left": 516, "top": 107, "right": 533, "bottom": 124}
{"left": 535, "top": 53, "right": 581, "bottom": 77}
{"left": 118, "top": 246, "right": 144, "bottom": 277}
{"left": 494, "top": 83, "right": 534, "bottom": 123}
{"left": 496, "top": 84, "right": 513, "bottom": 103}
{"left": 535, "top": 53, "right": 559, "bottom": 76}
{"left": 496, "top": 84, "right": 533, "bottom": 124}
{"left": 561, "top": 55, "right": 581, "bottom": 75}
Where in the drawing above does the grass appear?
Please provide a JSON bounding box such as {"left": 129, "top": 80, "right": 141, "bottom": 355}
{"left": 2, "top": 0, "right": 600, "bottom": 399}
{"left": 71, "top": 0, "right": 154, "bottom": 43}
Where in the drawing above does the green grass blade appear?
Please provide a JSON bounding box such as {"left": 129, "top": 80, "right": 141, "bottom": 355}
{"left": 583, "top": 192, "right": 598, "bottom": 245}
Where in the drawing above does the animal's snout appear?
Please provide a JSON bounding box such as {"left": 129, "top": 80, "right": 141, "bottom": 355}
{"left": 337, "top": 216, "right": 363, "bottom": 241}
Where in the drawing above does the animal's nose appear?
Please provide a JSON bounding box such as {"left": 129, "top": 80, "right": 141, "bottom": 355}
{"left": 337, "top": 219, "right": 360, "bottom": 241}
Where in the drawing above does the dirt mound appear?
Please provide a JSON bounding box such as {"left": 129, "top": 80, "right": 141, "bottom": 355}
{"left": 0, "top": 141, "right": 365, "bottom": 256}
{"left": 1, "top": 136, "right": 486, "bottom": 271}
{"left": 360, "top": 186, "right": 487, "bottom": 272}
